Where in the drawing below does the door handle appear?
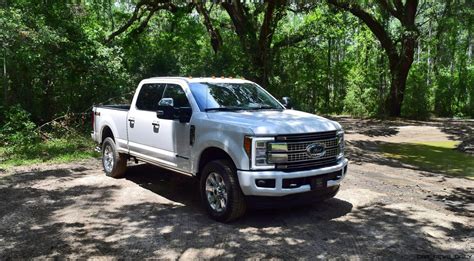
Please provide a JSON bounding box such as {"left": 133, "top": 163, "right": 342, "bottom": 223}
{"left": 128, "top": 118, "right": 135, "bottom": 128}
{"left": 152, "top": 121, "right": 160, "bottom": 133}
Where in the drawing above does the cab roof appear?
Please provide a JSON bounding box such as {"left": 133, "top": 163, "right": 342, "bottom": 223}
{"left": 143, "top": 76, "right": 253, "bottom": 84}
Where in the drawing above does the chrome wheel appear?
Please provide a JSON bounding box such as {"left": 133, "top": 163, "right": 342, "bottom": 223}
{"left": 205, "top": 172, "right": 228, "bottom": 212}
{"left": 103, "top": 145, "right": 114, "bottom": 173}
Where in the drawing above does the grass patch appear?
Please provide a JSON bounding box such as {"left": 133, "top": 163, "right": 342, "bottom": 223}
{"left": 380, "top": 141, "right": 474, "bottom": 179}
{"left": 0, "top": 135, "right": 99, "bottom": 169}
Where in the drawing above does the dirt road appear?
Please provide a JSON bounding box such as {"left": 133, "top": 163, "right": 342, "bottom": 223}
{"left": 0, "top": 120, "right": 473, "bottom": 259}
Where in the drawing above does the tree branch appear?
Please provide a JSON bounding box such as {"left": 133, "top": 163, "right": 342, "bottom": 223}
{"left": 195, "top": 1, "right": 222, "bottom": 53}
{"left": 404, "top": 0, "right": 418, "bottom": 27}
{"left": 328, "top": 0, "right": 398, "bottom": 60}
{"left": 105, "top": 1, "right": 148, "bottom": 42}
{"left": 258, "top": 0, "right": 277, "bottom": 52}
{"left": 377, "top": 0, "right": 403, "bottom": 21}
{"left": 393, "top": 0, "right": 404, "bottom": 13}
{"left": 130, "top": 9, "right": 156, "bottom": 36}
{"left": 221, "top": 1, "right": 256, "bottom": 52}
{"left": 272, "top": 32, "right": 307, "bottom": 50}
{"left": 105, "top": 0, "right": 184, "bottom": 43}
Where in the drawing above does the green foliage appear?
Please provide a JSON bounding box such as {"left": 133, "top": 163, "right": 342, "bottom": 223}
{"left": 0, "top": 0, "right": 472, "bottom": 129}
{"left": 0, "top": 105, "right": 39, "bottom": 153}
{"left": 433, "top": 67, "right": 459, "bottom": 117}
{"left": 0, "top": 135, "right": 98, "bottom": 168}
{"left": 402, "top": 64, "right": 431, "bottom": 119}
{"left": 343, "top": 66, "right": 380, "bottom": 117}
{"left": 1, "top": 2, "right": 132, "bottom": 123}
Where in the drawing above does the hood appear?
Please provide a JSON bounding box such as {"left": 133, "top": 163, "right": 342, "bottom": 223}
{"left": 206, "top": 109, "right": 341, "bottom": 135}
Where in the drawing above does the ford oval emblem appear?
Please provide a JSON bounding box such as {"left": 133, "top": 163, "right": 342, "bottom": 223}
{"left": 306, "top": 143, "right": 326, "bottom": 158}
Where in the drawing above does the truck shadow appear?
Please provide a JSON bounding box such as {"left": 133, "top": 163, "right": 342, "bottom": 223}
{"left": 123, "top": 163, "right": 353, "bottom": 222}
{"left": 1, "top": 163, "right": 471, "bottom": 259}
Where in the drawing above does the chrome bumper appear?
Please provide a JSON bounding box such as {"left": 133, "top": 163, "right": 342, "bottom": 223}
{"left": 237, "top": 158, "right": 348, "bottom": 196}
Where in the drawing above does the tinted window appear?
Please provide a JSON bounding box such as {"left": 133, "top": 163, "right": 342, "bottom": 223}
{"left": 136, "top": 84, "right": 165, "bottom": 111}
{"left": 162, "top": 84, "right": 190, "bottom": 108}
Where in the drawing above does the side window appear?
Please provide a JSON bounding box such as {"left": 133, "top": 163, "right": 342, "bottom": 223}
{"left": 162, "top": 84, "right": 190, "bottom": 108}
{"left": 136, "top": 84, "right": 166, "bottom": 111}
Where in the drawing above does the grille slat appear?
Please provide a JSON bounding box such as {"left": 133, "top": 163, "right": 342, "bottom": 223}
{"left": 276, "top": 158, "right": 339, "bottom": 170}
{"left": 275, "top": 130, "right": 337, "bottom": 142}
{"left": 287, "top": 138, "right": 338, "bottom": 152}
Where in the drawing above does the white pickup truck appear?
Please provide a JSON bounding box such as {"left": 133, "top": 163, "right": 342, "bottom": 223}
{"left": 92, "top": 77, "right": 348, "bottom": 222}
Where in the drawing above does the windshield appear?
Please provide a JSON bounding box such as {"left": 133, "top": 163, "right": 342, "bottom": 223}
{"left": 189, "top": 82, "right": 284, "bottom": 111}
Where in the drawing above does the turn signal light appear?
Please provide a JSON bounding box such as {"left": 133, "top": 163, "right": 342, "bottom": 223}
{"left": 244, "top": 136, "right": 252, "bottom": 158}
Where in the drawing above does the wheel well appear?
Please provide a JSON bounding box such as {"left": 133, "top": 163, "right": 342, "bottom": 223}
{"left": 101, "top": 126, "right": 114, "bottom": 143}
{"left": 197, "top": 147, "right": 235, "bottom": 178}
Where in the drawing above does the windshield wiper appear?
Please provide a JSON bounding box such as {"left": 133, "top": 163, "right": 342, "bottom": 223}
{"left": 249, "top": 105, "right": 282, "bottom": 111}
{"left": 205, "top": 107, "right": 242, "bottom": 112}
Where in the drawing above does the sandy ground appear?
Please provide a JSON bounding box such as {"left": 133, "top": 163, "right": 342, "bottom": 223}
{"left": 0, "top": 119, "right": 473, "bottom": 259}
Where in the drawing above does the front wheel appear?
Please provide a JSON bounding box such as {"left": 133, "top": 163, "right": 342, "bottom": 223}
{"left": 101, "top": 137, "right": 127, "bottom": 178}
{"left": 200, "top": 160, "right": 246, "bottom": 222}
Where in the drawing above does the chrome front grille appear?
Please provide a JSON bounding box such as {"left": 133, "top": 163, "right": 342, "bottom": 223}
{"left": 269, "top": 131, "right": 341, "bottom": 170}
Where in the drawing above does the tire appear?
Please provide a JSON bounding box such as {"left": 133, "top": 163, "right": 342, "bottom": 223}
{"left": 101, "top": 137, "right": 127, "bottom": 178}
{"left": 200, "top": 160, "right": 246, "bottom": 222}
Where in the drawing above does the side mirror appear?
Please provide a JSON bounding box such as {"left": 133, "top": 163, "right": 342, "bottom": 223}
{"left": 156, "top": 105, "right": 174, "bottom": 120}
{"left": 177, "top": 107, "right": 192, "bottom": 123}
{"left": 158, "top": 98, "right": 174, "bottom": 107}
{"left": 281, "top": 96, "right": 293, "bottom": 109}
{"left": 156, "top": 98, "right": 192, "bottom": 122}
{"left": 157, "top": 98, "right": 175, "bottom": 119}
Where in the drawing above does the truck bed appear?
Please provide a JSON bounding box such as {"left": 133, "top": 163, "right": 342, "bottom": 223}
{"left": 92, "top": 105, "right": 129, "bottom": 150}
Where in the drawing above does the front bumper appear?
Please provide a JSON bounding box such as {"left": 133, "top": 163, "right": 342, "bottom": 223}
{"left": 237, "top": 158, "right": 348, "bottom": 196}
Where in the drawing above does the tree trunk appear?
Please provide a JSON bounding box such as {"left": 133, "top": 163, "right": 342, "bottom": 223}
{"left": 386, "top": 35, "right": 415, "bottom": 117}
{"left": 387, "top": 68, "right": 407, "bottom": 117}
{"left": 2, "top": 48, "right": 7, "bottom": 108}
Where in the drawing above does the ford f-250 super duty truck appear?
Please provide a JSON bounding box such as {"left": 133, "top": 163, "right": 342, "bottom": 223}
{"left": 92, "top": 77, "right": 348, "bottom": 222}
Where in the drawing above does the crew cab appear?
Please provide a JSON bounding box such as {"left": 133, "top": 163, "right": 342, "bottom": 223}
{"left": 91, "top": 77, "right": 348, "bottom": 222}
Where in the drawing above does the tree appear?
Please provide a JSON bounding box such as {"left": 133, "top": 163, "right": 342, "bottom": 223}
{"left": 106, "top": 0, "right": 314, "bottom": 88}
{"left": 328, "top": 0, "right": 419, "bottom": 117}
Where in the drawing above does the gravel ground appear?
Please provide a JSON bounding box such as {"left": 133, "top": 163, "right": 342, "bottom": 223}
{"left": 0, "top": 120, "right": 473, "bottom": 259}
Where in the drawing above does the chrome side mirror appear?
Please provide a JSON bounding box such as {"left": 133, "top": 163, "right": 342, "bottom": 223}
{"left": 158, "top": 97, "right": 174, "bottom": 107}
{"left": 281, "top": 97, "right": 293, "bottom": 109}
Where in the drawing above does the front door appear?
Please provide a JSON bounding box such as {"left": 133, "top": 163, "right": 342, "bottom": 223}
{"left": 127, "top": 82, "right": 192, "bottom": 171}
{"left": 127, "top": 83, "right": 173, "bottom": 165}
{"left": 155, "top": 84, "right": 192, "bottom": 171}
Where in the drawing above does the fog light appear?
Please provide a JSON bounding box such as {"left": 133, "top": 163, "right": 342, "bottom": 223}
{"left": 255, "top": 179, "right": 276, "bottom": 188}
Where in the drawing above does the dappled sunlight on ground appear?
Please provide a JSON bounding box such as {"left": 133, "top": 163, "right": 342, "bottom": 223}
{"left": 0, "top": 158, "right": 472, "bottom": 259}
{"left": 380, "top": 142, "right": 474, "bottom": 178}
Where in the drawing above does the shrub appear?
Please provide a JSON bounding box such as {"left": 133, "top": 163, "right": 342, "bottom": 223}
{"left": 343, "top": 67, "right": 380, "bottom": 117}
{"left": 0, "top": 105, "right": 39, "bottom": 154}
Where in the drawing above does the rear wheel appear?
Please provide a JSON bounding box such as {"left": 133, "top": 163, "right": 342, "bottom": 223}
{"left": 200, "top": 160, "right": 246, "bottom": 222}
{"left": 101, "top": 137, "right": 127, "bottom": 178}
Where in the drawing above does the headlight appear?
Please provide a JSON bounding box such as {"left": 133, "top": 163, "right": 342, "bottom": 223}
{"left": 244, "top": 136, "right": 274, "bottom": 170}
{"left": 337, "top": 130, "right": 344, "bottom": 158}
